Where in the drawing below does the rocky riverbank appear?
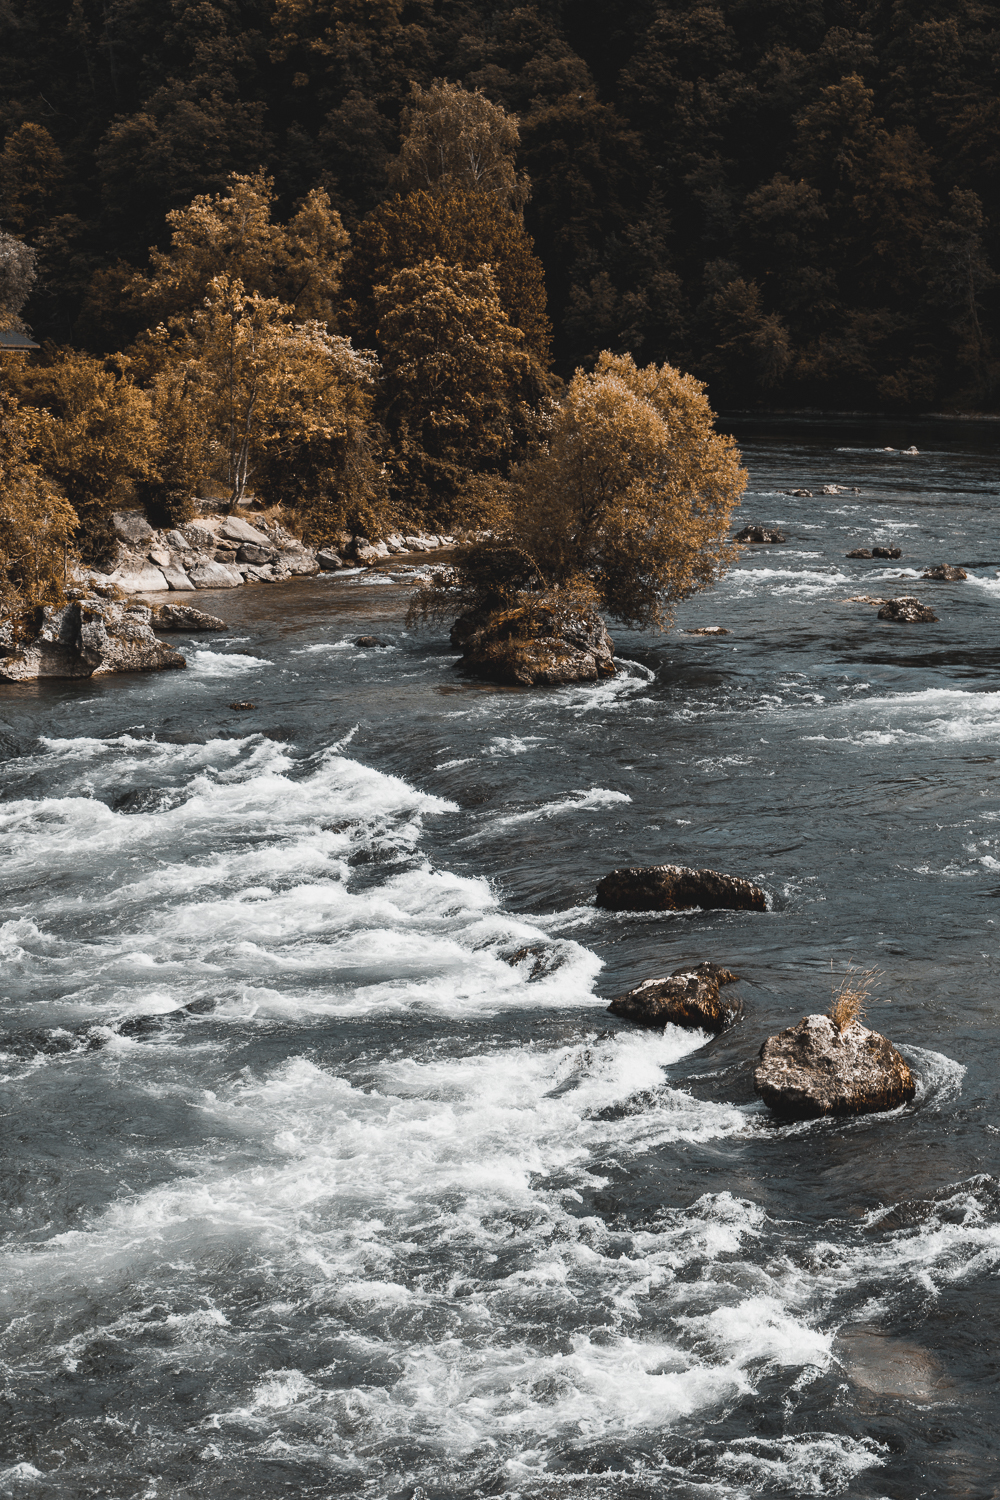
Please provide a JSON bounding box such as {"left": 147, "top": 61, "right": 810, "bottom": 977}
{"left": 79, "top": 509, "right": 456, "bottom": 597}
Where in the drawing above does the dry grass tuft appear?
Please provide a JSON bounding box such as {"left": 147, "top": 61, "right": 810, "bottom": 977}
{"left": 829, "top": 963, "right": 882, "bottom": 1033}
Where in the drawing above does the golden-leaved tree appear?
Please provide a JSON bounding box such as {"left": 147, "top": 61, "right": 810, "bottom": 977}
{"left": 420, "top": 351, "right": 745, "bottom": 631}
{"left": 83, "top": 172, "right": 350, "bottom": 347}
{"left": 8, "top": 349, "right": 162, "bottom": 564}
{"left": 147, "top": 274, "right": 385, "bottom": 535}
{"left": 0, "top": 387, "right": 78, "bottom": 613}
{"left": 374, "top": 257, "right": 532, "bottom": 522}
{"left": 388, "top": 81, "right": 530, "bottom": 208}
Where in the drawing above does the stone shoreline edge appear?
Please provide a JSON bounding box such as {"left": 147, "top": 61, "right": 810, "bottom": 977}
{"left": 79, "top": 508, "right": 456, "bottom": 597}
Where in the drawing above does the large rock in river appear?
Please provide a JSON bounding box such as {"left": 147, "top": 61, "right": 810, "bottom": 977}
{"left": 877, "top": 596, "right": 938, "bottom": 623}
{"left": 452, "top": 604, "right": 615, "bottom": 687}
{"left": 922, "top": 564, "right": 967, "bottom": 582}
{"left": 154, "top": 604, "right": 227, "bottom": 631}
{"left": 0, "top": 600, "right": 185, "bottom": 681}
{"left": 754, "top": 1013, "right": 915, "bottom": 1119}
{"left": 596, "top": 864, "right": 768, "bottom": 913}
{"left": 608, "top": 961, "right": 742, "bottom": 1031}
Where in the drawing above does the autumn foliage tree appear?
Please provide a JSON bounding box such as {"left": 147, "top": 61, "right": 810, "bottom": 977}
{"left": 83, "top": 173, "right": 350, "bottom": 349}
{"left": 7, "top": 349, "right": 162, "bottom": 563}
{"left": 421, "top": 352, "right": 745, "bottom": 633}
{"left": 0, "top": 387, "right": 78, "bottom": 613}
{"left": 145, "top": 274, "right": 385, "bottom": 533}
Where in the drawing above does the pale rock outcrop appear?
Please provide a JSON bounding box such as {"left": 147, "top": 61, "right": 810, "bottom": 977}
{"left": 187, "top": 561, "right": 244, "bottom": 588}
{"left": 754, "top": 1013, "right": 915, "bottom": 1119}
{"left": 113, "top": 565, "right": 170, "bottom": 592}
{"left": 154, "top": 604, "right": 227, "bottom": 631}
{"left": 0, "top": 599, "right": 185, "bottom": 681}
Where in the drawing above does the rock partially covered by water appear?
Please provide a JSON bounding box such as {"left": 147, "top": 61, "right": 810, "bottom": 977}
{"left": 735, "top": 524, "right": 786, "bottom": 544}
{"left": 609, "top": 961, "right": 742, "bottom": 1031}
{"left": 871, "top": 546, "right": 902, "bottom": 559}
{"left": 922, "top": 564, "right": 967, "bottom": 582}
{"left": 0, "top": 599, "right": 186, "bottom": 681}
{"left": 685, "top": 626, "right": 731, "bottom": 636}
{"left": 877, "top": 596, "right": 939, "bottom": 623}
{"left": 754, "top": 1014, "right": 915, "bottom": 1119}
{"left": 846, "top": 548, "right": 873, "bottom": 558}
{"left": 596, "top": 864, "right": 767, "bottom": 912}
{"left": 452, "top": 605, "right": 615, "bottom": 687}
{"left": 154, "top": 604, "right": 227, "bottom": 631}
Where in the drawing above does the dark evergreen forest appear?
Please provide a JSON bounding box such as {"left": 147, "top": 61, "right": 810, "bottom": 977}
{"left": 2, "top": 0, "right": 998, "bottom": 412}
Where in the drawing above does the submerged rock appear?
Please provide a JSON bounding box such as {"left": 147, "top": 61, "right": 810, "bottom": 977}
{"left": 922, "top": 564, "right": 967, "bottom": 581}
{"left": 735, "top": 524, "right": 786, "bottom": 543}
{"left": 754, "top": 1013, "right": 915, "bottom": 1119}
{"left": 877, "top": 596, "right": 939, "bottom": 623}
{"left": 452, "top": 605, "right": 615, "bottom": 687}
{"left": 0, "top": 599, "right": 185, "bottom": 681}
{"left": 609, "top": 961, "right": 742, "bottom": 1031}
{"left": 685, "top": 626, "right": 731, "bottom": 636}
{"left": 154, "top": 604, "right": 227, "bottom": 631}
{"left": 596, "top": 864, "right": 767, "bottom": 913}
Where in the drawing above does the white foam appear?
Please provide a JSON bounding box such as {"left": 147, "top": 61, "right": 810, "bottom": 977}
{"left": 490, "top": 787, "right": 632, "bottom": 829}
{"left": 729, "top": 566, "right": 850, "bottom": 597}
{"left": 186, "top": 650, "right": 274, "bottom": 675}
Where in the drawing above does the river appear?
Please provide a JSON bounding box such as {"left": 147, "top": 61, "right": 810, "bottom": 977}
{"left": 1, "top": 416, "right": 998, "bottom": 1499}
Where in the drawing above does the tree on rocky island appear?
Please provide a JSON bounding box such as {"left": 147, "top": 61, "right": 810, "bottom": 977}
{"left": 412, "top": 352, "right": 746, "bottom": 686}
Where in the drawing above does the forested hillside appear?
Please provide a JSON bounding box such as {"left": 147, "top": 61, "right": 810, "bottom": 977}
{"left": 2, "top": 0, "right": 998, "bottom": 412}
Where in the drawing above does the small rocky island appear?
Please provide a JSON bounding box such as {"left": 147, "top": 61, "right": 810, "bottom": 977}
{"left": 755, "top": 1014, "right": 916, "bottom": 1119}
{"left": 608, "top": 961, "right": 742, "bottom": 1031}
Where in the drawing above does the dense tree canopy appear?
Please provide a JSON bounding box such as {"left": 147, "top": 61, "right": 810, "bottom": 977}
{"left": 2, "top": 0, "right": 999, "bottom": 412}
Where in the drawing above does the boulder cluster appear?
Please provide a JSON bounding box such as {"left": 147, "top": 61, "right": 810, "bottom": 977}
{"left": 735, "top": 523, "right": 786, "bottom": 543}
{"left": 593, "top": 861, "right": 919, "bottom": 1121}
{"left": 81, "top": 510, "right": 455, "bottom": 597}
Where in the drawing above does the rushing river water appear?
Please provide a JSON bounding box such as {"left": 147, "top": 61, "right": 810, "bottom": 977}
{"left": 2, "top": 417, "right": 999, "bottom": 1500}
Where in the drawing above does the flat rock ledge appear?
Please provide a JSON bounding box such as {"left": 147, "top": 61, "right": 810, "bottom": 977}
{"left": 0, "top": 599, "right": 185, "bottom": 682}
{"left": 451, "top": 606, "right": 615, "bottom": 687}
{"left": 596, "top": 864, "right": 768, "bottom": 913}
{"left": 755, "top": 1014, "right": 915, "bottom": 1119}
{"left": 609, "top": 961, "right": 742, "bottom": 1031}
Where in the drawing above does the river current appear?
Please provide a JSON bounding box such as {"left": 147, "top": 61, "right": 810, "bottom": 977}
{"left": 2, "top": 417, "right": 999, "bottom": 1499}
